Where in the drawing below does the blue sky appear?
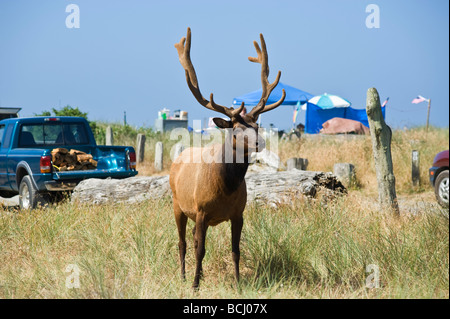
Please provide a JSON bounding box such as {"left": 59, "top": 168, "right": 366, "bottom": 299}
{"left": 0, "top": 0, "right": 448, "bottom": 130}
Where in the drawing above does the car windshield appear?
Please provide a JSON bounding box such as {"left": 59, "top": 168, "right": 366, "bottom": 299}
{"left": 19, "top": 123, "right": 89, "bottom": 147}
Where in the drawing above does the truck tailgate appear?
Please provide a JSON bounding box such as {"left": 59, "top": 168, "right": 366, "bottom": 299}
{"left": 52, "top": 169, "right": 137, "bottom": 181}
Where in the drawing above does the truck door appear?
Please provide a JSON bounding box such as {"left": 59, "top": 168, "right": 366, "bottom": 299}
{"left": 0, "top": 124, "right": 14, "bottom": 187}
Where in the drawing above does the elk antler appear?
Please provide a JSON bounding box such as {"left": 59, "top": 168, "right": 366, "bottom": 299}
{"left": 247, "top": 34, "right": 286, "bottom": 120}
{"left": 175, "top": 28, "right": 245, "bottom": 119}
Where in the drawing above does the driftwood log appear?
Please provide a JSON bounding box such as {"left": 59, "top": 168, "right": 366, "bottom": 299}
{"left": 71, "top": 169, "right": 346, "bottom": 206}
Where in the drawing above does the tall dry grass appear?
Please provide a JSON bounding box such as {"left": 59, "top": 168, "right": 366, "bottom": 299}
{"left": 0, "top": 193, "right": 448, "bottom": 299}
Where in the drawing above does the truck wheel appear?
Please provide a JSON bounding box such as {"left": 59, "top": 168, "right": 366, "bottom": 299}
{"left": 435, "top": 170, "right": 449, "bottom": 208}
{"left": 19, "top": 175, "right": 47, "bottom": 210}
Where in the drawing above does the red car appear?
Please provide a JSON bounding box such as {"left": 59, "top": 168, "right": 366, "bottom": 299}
{"left": 429, "top": 150, "right": 449, "bottom": 208}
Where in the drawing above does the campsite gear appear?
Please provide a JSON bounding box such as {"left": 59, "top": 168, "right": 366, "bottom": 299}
{"left": 305, "top": 102, "right": 386, "bottom": 134}
{"left": 160, "top": 108, "right": 170, "bottom": 120}
{"left": 320, "top": 117, "right": 370, "bottom": 135}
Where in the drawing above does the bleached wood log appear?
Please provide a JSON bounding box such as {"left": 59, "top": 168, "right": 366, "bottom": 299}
{"left": 71, "top": 169, "right": 346, "bottom": 206}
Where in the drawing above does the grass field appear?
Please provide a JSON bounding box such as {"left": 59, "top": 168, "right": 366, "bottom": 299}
{"left": 0, "top": 126, "right": 448, "bottom": 299}
{"left": 0, "top": 192, "right": 448, "bottom": 298}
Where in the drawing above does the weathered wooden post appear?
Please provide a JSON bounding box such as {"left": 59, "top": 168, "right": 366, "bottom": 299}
{"left": 105, "top": 126, "right": 114, "bottom": 146}
{"left": 136, "top": 133, "right": 146, "bottom": 164}
{"left": 412, "top": 150, "right": 420, "bottom": 186}
{"left": 426, "top": 98, "right": 431, "bottom": 133}
{"left": 366, "top": 88, "right": 400, "bottom": 215}
{"left": 333, "top": 163, "right": 356, "bottom": 187}
{"left": 173, "top": 143, "right": 185, "bottom": 161}
{"left": 286, "top": 157, "right": 308, "bottom": 170}
{"left": 155, "top": 141, "right": 163, "bottom": 171}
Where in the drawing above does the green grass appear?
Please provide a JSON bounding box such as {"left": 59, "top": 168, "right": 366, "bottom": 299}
{"left": 1, "top": 192, "right": 448, "bottom": 299}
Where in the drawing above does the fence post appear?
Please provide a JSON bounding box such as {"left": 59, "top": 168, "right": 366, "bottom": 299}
{"left": 173, "top": 143, "right": 185, "bottom": 161}
{"left": 286, "top": 157, "right": 308, "bottom": 170}
{"left": 333, "top": 163, "right": 356, "bottom": 187}
{"left": 412, "top": 150, "right": 420, "bottom": 186}
{"left": 136, "top": 133, "right": 146, "bottom": 164}
{"left": 105, "top": 126, "right": 114, "bottom": 146}
{"left": 366, "top": 87, "right": 399, "bottom": 215}
{"left": 155, "top": 141, "right": 163, "bottom": 171}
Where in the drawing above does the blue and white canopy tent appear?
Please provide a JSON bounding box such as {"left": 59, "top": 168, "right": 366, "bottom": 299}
{"left": 232, "top": 82, "right": 314, "bottom": 107}
{"left": 232, "top": 82, "right": 314, "bottom": 127}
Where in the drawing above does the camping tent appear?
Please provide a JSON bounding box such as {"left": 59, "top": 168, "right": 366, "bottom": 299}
{"left": 305, "top": 102, "right": 386, "bottom": 134}
{"left": 232, "top": 82, "right": 314, "bottom": 106}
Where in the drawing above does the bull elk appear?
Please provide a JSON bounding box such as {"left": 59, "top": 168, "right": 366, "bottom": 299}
{"left": 170, "top": 27, "right": 285, "bottom": 289}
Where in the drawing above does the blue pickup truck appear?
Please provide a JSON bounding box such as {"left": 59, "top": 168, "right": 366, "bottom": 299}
{"left": 0, "top": 116, "right": 138, "bottom": 209}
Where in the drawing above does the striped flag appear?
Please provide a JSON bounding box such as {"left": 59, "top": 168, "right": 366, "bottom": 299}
{"left": 293, "top": 103, "right": 300, "bottom": 123}
{"left": 381, "top": 97, "right": 389, "bottom": 107}
{"left": 293, "top": 101, "right": 306, "bottom": 123}
{"left": 412, "top": 95, "right": 429, "bottom": 104}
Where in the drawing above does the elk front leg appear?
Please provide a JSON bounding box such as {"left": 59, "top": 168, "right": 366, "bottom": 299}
{"left": 231, "top": 215, "right": 243, "bottom": 284}
{"left": 174, "top": 202, "right": 188, "bottom": 280}
{"left": 193, "top": 215, "right": 208, "bottom": 289}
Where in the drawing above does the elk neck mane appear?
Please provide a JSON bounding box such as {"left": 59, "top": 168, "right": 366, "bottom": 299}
{"left": 220, "top": 141, "right": 250, "bottom": 195}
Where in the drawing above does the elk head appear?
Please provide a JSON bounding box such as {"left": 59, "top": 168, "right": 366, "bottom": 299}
{"left": 175, "top": 28, "right": 285, "bottom": 159}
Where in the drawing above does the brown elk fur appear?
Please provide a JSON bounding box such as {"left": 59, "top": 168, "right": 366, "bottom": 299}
{"left": 171, "top": 28, "right": 285, "bottom": 289}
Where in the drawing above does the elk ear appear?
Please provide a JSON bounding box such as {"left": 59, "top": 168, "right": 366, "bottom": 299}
{"left": 213, "top": 118, "right": 232, "bottom": 129}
